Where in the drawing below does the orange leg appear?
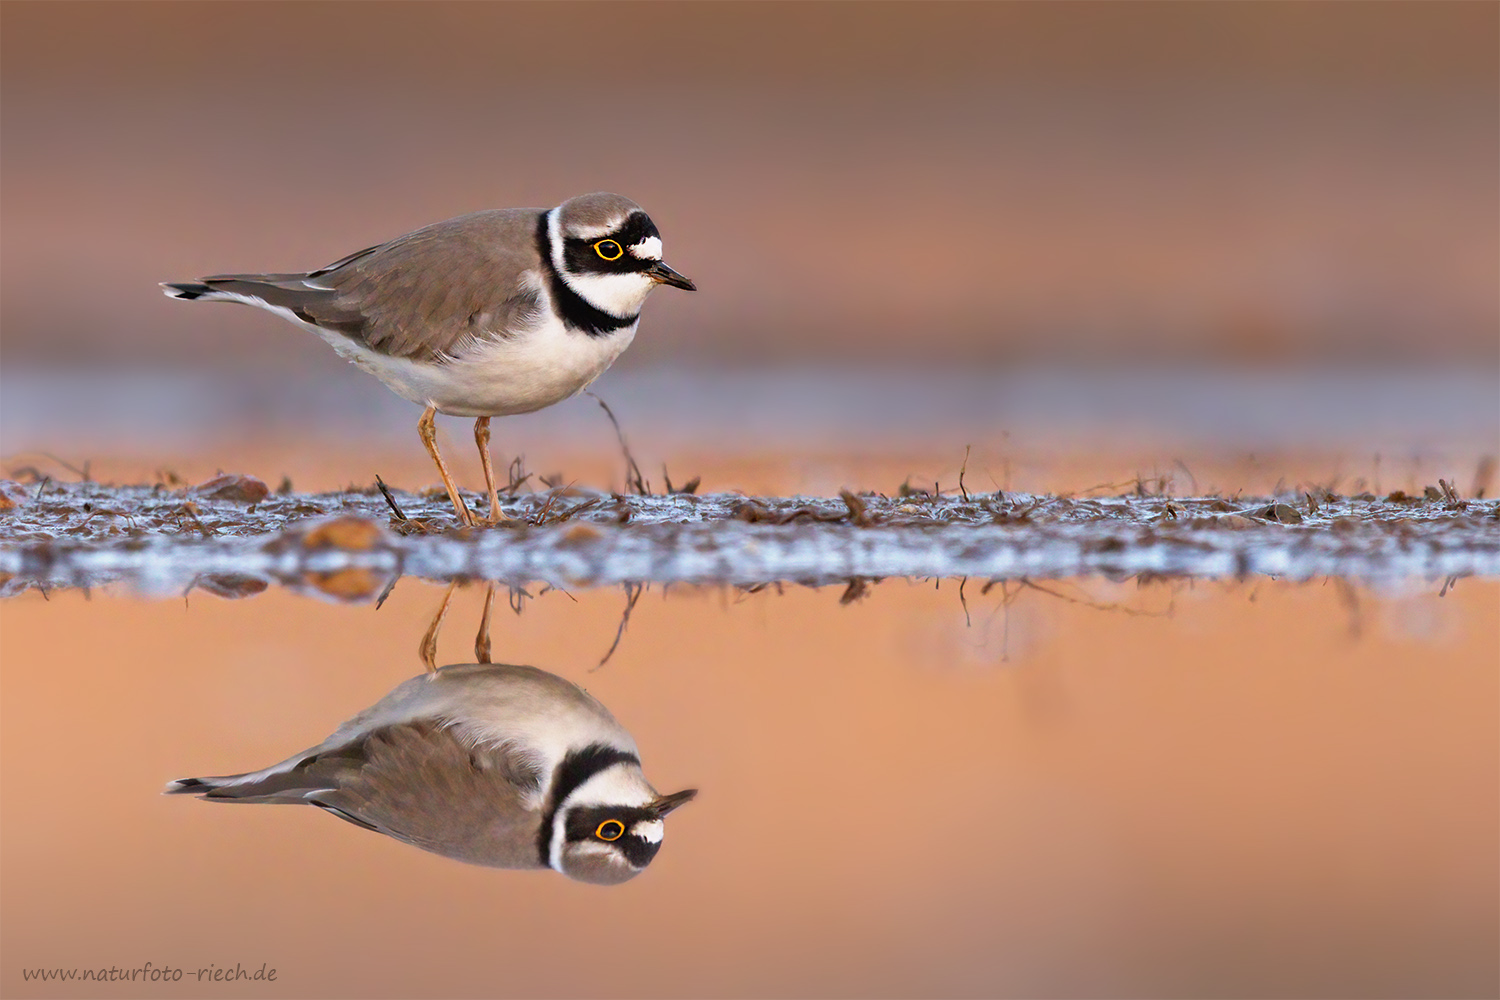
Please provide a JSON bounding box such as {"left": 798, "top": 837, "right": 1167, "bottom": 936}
{"left": 473, "top": 417, "right": 512, "bottom": 525}
{"left": 418, "top": 405, "right": 474, "bottom": 527}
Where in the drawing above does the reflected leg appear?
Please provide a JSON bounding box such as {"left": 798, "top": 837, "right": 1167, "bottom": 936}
{"left": 475, "top": 582, "right": 495, "bottom": 664}
{"left": 418, "top": 405, "right": 474, "bottom": 527}
{"left": 420, "top": 579, "right": 459, "bottom": 674}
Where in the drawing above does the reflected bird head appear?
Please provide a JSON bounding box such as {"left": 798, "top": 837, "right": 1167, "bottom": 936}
{"left": 546, "top": 744, "right": 698, "bottom": 885}
{"left": 555, "top": 795, "right": 697, "bottom": 886}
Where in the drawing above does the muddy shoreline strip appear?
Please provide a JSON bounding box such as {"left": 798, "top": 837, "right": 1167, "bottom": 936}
{"left": 2, "top": 480, "right": 1496, "bottom": 598}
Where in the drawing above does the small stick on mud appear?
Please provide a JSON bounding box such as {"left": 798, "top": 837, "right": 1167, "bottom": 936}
{"left": 958, "top": 446, "right": 972, "bottom": 502}
{"left": 11, "top": 452, "right": 93, "bottom": 482}
{"left": 48, "top": 453, "right": 90, "bottom": 482}
{"left": 375, "top": 476, "right": 408, "bottom": 521}
{"left": 588, "top": 392, "right": 649, "bottom": 495}
{"left": 505, "top": 456, "right": 531, "bottom": 495}
{"left": 6, "top": 465, "right": 44, "bottom": 483}
{"left": 662, "top": 465, "right": 702, "bottom": 495}
{"left": 1075, "top": 479, "right": 1139, "bottom": 496}
{"left": 177, "top": 501, "right": 215, "bottom": 537}
{"left": 79, "top": 507, "right": 139, "bottom": 530}
{"left": 530, "top": 488, "right": 564, "bottom": 525}
{"left": 548, "top": 495, "right": 605, "bottom": 525}
{"left": 595, "top": 582, "right": 643, "bottom": 670}
{"left": 839, "top": 489, "right": 874, "bottom": 527}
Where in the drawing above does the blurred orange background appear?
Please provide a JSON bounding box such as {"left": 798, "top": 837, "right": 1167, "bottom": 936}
{"left": 2, "top": 1, "right": 1495, "bottom": 373}
{"left": 2, "top": 7, "right": 1498, "bottom": 995}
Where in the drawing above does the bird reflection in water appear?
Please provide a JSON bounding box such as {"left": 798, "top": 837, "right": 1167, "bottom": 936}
{"left": 167, "top": 583, "right": 696, "bottom": 884}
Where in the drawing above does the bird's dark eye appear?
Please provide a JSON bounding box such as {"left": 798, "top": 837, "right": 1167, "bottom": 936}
{"left": 594, "top": 239, "right": 624, "bottom": 261}
{"left": 595, "top": 819, "right": 625, "bottom": 841}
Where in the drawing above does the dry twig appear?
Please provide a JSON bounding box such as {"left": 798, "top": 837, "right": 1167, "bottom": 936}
{"left": 588, "top": 392, "right": 648, "bottom": 495}
{"left": 375, "top": 476, "right": 408, "bottom": 521}
{"left": 595, "top": 582, "right": 643, "bottom": 669}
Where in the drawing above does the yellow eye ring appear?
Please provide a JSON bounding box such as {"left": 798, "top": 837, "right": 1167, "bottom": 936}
{"left": 594, "top": 239, "right": 624, "bottom": 261}
{"left": 595, "top": 819, "right": 626, "bottom": 841}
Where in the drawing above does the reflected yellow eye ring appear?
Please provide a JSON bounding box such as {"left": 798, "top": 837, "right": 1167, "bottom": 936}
{"left": 595, "top": 819, "right": 626, "bottom": 841}
{"left": 594, "top": 239, "right": 624, "bottom": 261}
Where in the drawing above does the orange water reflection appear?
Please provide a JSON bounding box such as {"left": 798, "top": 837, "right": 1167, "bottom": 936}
{"left": 2, "top": 577, "right": 1495, "bottom": 997}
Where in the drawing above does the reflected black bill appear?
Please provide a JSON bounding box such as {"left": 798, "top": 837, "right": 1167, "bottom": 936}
{"left": 650, "top": 788, "right": 699, "bottom": 816}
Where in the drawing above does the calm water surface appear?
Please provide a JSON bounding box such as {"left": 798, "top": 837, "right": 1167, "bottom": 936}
{"left": 3, "top": 384, "right": 1498, "bottom": 997}
{"left": 3, "top": 571, "right": 1495, "bottom": 998}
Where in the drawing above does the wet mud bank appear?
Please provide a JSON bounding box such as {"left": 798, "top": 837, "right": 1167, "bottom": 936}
{"left": 2, "top": 478, "right": 1497, "bottom": 598}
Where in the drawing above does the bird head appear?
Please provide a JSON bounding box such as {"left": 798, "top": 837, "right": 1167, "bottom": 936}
{"left": 547, "top": 192, "right": 695, "bottom": 324}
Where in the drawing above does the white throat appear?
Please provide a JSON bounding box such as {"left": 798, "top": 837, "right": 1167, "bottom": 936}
{"left": 549, "top": 207, "right": 657, "bottom": 321}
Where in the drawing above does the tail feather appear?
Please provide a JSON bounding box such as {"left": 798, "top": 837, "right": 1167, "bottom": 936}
{"left": 161, "top": 273, "right": 332, "bottom": 306}
{"left": 165, "top": 740, "right": 367, "bottom": 803}
{"left": 164, "top": 766, "right": 326, "bottom": 803}
{"left": 163, "top": 774, "right": 275, "bottom": 800}
{"left": 161, "top": 281, "right": 214, "bottom": 300}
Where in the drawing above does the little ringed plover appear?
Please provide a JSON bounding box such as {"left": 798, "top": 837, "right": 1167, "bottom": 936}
{"left": 163, "top": 192, "right": 695, "bottom": 525}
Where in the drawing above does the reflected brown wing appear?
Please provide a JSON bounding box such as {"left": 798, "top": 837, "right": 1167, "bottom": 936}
{"left": 303, "top": 720, "right": 549, "bottom": 869}
{"left": 180, "top": 719, "right": 549, "bottom": 869}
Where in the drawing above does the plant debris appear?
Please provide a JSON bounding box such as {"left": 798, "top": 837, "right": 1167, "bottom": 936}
{"left": 1, "top": 479, "right": 1496, "bottom": 598}
{"left": 192, "top": 473, "right": 270, "bottom": 503}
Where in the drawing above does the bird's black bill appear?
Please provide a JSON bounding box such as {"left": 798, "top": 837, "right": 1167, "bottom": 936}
{"left": 649, "top": 788, "right": 698, "bottom": 816}
{"left": 644, "top": 261, "right": 695, "bottom": 291}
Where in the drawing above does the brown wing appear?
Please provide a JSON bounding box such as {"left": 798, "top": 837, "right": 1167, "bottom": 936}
{"left": 200, "top": 208, "right": 548, "bottom": 362}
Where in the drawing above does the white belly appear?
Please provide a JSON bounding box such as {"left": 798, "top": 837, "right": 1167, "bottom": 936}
{"left": 209, "top": 286, "right": 639, "bottom": 419}
{"left": 318, "top": 312, "right": 638, "bottom": 418}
